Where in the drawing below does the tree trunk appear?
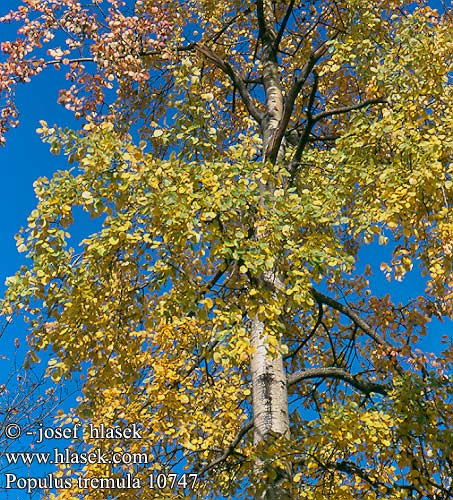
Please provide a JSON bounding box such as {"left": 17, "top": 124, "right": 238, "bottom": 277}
{"left": 251, "top": 313, "right": 291, "bottom": 500}
{"left": 251, "top": 3, "right": 291, "bottom": 498}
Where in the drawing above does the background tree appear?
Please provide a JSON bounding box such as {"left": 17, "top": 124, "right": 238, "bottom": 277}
{"left": 0, "top": 320, "right": 71, "bottom": 486}
{"left": 1, "top": 0, "right": 452, "bottom": 499}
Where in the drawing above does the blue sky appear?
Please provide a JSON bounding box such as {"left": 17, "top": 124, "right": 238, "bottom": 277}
{"left": 0, "top": 67, "right": 80, "bottom": 498}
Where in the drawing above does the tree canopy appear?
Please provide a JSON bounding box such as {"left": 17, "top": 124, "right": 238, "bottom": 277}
{"left": 1, "top": 1, "right": 453, "bottom": 499}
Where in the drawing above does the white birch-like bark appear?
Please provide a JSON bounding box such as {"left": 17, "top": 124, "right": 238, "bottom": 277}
{"left": 251, "top": 3, "right": 291, "bottom": 498}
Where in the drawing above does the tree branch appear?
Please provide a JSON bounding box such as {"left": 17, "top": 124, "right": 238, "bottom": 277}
{"left": 285, "top": 130, "right": 340, "bottom": 145}
{"left": 287, "top": 366, "right": 390, "bottom": 395}
{"left": 332, "top": 460, "right": 421, "bottom": 495}
{"left": 195, "top": 44, "right": 264, "bottom": 124}
{"left": 43, "top": 57, "right": 95, "bottom": 67}
{"left": 333, "top": 460, "right": 382, "bottom": 487}
{"left": 312, "top": 98, "right": 387, "bottom": 123}
{"left": 311, "top": 288, "right": 405, "bottom": 377}
{"left": 266, "top": 43, "right": 327, "bottom": 164}
{"left": 256, "top": 0, "right": 277, "bottom": 46}
{"left": 198, "top": 421, "right": 253, "bottom": 476}
{"left": 288, "top": 97, "right": 387, "bottom": 179}
{"left": 311, "top": 288, "right": 387, "bottom": 347}
{"left": 208, "top": 7, "right": 252, "bottom": 44}
{"left": 288, "top": 71, "right": 318, "bottom": 176}
{"left": 285, "top": 302, "right": 323, "bottom": 360}
{"left": 274, "top": 0, "right": 296, "bottom": 52}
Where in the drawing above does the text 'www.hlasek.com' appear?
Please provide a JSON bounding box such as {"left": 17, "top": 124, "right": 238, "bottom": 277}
{"left": 1, "top": 422, "right": 199, "bottom": 494}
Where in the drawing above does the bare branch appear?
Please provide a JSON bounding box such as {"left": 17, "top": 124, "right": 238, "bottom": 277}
{"left": 310, "top": 290, "right": 405, "bottom": 376}
{"left": 285, "top": 302, "right": 323, "bottom": 360}
{"left": 311, "top": 288, "right": 388, "bottom": 347}
{"left": 287, "top": 366, "right": 390, "bottom": 396}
